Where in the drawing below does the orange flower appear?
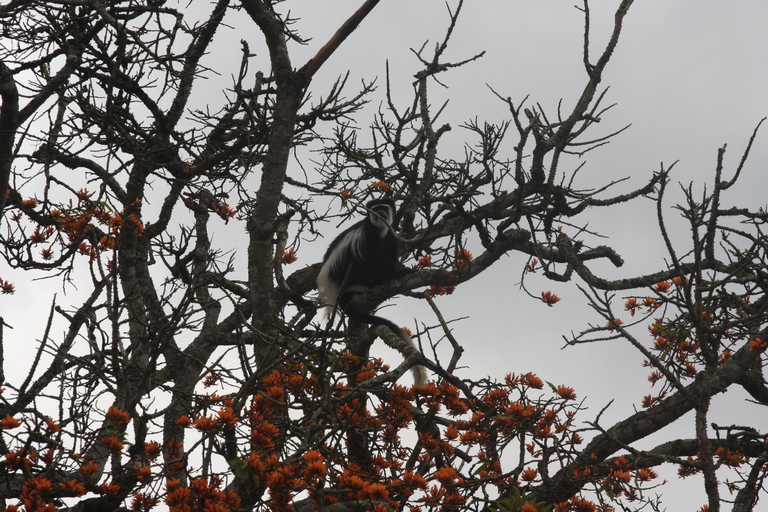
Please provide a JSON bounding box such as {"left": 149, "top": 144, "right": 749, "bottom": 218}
{"left": 0, "top": 278, "right": 15, "bottom": 294}
{"left": 642, "top": 296, "right": 658, "bottom": 309}
{"left": 624, "top": 297, "right": 638, "bottom": 316}
{"left": 217, "top": 407, "right": 239, "bottom": 427}
{"left": 370, "top": 504, "right": 390, "bottom": 512}
{"left": 80, "top": 460, "right": 102, "bottom": 476}
{"left": 454, "top": 248, "right": 473, "bottom": 268}
{"left": 175, "top": 415, "right": 193, "bottom": 428}
{"left": 251, "top": 421, "right": 280, "bottom": 451}
{"left": 246, "top": 451, "right": 266, "bottom": 474}
{"left": 4, "top": 449, "right": 25, "bottom": 470}
{"left": 427, "top": 285, "right": 456, "bottom": 297}
{"left": 520, "top": 467, "right": 538, "bottom": 482}
{"left": 654, "top": 281, "right": 671, "bottom": 293}
{"left": 135, "top": 465, "right": 152, "bottom": 483}
{"left": 99, "top": 483, "right": 120, "bottom": 496}
{"left": 59, "top": 479, "right": 86, "bottom": 497}
{"left": 100, "top": 436, "right": 124, "bottom": 453}
{"left": 641, "top": 392, "right": 666, "bottom": 409}
{"left": 418, "top": 254, "right": 433, "bottom": 268}
{"left": 29, "top": 227, "right": 48, "bottom": 244}
{"left": 43, "top": 447, "right": 55, "bottom": 465}
{"left": 610, "top": 469, "right": 631, "bottom": 483}
{"left": 223, "top": 490, "right": 241, "bottom": 509}
{"left": 541, "top": 291, "right": 560, "bottom": 307}
{"left": 525, "top": 258, "right": 538, "bottom": 273}
{"left": 166, "top": 440, "right": 183, "bottom": 466}
{"left": 402, "top": 470, "right": 428, "bottom": 490}
{"left": 568, "top": 497, "right": 597, "bottom": 512}
{"left": 76, "top": 188, "right": 93, "bottom": 200}
{"left": 433, "top": 466, "right": 461, "bottom": 485}
{"left": 22, "top": 475, "right": 53, "bottom": 496}
{"left": 203, "top": 502, "right": 231, "bottom": 512}
{"left": 145, "top": 441, "right": 162, "bottom": 461}
{"left": 1, "top": 414, "right": 21, "bottom": 429}
{"left": 556, "top": 385, "right": 576, "bottom": 400}
{"left": 211, "top": 201, "right": 237, "bottom": 220}
{"left": 166, "top": 486, "right": 193, "bottom": 512}
{"left": 340, "top": 188, "right": 354, "bottom": 207}
{"left": 282, "top": 248, "right": 298, "bottom": 264}
{"left": 107, "top": 406, "right": 131, "bottom": 426}
{"left": 123, "top": 214, "right": 145, "bottom": 236}
{"left": 98, "top": 236, "right": 115, "bottom": 250}
{"left": 364, "top": 483, "right": 389, "bottom": 501}
{"left": 521, "top": 505, "right": 538, "bottom": 512}
{"left": 637, "top": 468, "right": 658, "bottom": 481}
{"left": 131, "top": 493, "right": 158, "bottom": 511}
{"left": 521, "top": 373, "right": 543, "bottom": 389}
{"left": 193, "top": 414, "right": 219, "bottom": 433}
{"left": 21, "top": 197, "right": 38, "bottom": 209}
{"left": 371, "top": 180, "right": 389, "bottom": 193}
{"left": 750, "top": 338, "right": 767, "bottom": 352}
{"left": 40, "top": 247, "right": 54, "bottom": 260}
{"left": 507, "top": 402, "right": 536, "bottom": 421}
{"left": 338, "top": 471, "right": 367, "bottom": 495}
{"left": 305, "top": 459, "right": 327, "bottom": 483}
{"left": 647, "top": 371, "right": 662, "bottom": 385}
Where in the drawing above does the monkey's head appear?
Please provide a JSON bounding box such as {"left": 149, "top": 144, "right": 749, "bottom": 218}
{"left": 366, "top": 198, "right": 395, "bottom": 237}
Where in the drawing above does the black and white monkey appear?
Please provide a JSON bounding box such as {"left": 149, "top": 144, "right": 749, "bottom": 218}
{"left": 317, "top": 198, "right": 427, "bottom": 386}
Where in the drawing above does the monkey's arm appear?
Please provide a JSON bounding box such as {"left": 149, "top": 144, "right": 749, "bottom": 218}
{"left": 392, "top": 259, "right": 416, "bottom": 279}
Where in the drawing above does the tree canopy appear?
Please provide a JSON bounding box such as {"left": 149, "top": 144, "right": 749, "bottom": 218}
{"left": 1, "top": 1, "right": 768, "bottom": 511}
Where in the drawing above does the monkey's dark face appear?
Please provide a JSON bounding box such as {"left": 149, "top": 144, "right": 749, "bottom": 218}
{"left": 368, "top": 201, "right": 394, "bottom": 238}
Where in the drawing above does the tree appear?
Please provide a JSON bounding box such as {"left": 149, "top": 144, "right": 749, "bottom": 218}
{"left": 1, "top": 0, "right": 767, "bottom": 511}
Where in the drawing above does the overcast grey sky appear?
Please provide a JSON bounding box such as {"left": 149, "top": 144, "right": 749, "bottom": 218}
{"left": 3, "top": 1, "right": 768, "bottom": 508}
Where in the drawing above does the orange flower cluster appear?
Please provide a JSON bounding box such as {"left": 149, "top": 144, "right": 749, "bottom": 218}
{"left": 0, "top": 346, "right": 633, "bottom": 512}
{"left": 541, "top": 291, "right": 560, "bottom": 307}
{"left": 100, "top": 435, "right": 124, "bottom": 453}
{"left": 561, "top": 455, "right": 660, "bottom": 509}
{"left": 0, "top": 277, "right": 15, "bottom": 294}
{"left": 165, "top": 478, "right": 240, "bottom": 512}
{"left": 182, "top": 406, "right": 240, "bottom": 434}
{"left": 43, "top": 196, "right": 145, "bottom": 261}
{"left": 131, "top": 493, "right": 159, "bottom": 511}
{"left": 624, "top": 295, "right": 660, "bottom": 318}
{"left": 418, "top": 254, "right": 433, "bottom": 268}
{"left": 209, "top": 201, "right": 237, "bottom": 221}
{"left": 371, "top": 180, "right": 389, "bottom": 193}
{"left": 427, "top": 284, "right": 456, "bottom": 297}
{"left": 1, "top": 414, "right": 21, "bottom": 429}
{"left": 21, "top": 475, "right": 56, "bottom": 512}
{"left": 750, "top": 337, "right": 767, "bottom": 352}
{"left": 106, "top": 406, "right": 131, "bottom": 427}
{"left": 340, "top": 188, "right": 354, "bottom": 207}
{"left": 553, "top": 495, "right": 600, "bottom": 512}
{"left": 453, "top": 248, "right": 473, "bottom": 269}
{"left": 282, "top": 247, "right": 298, "bottom": 264}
